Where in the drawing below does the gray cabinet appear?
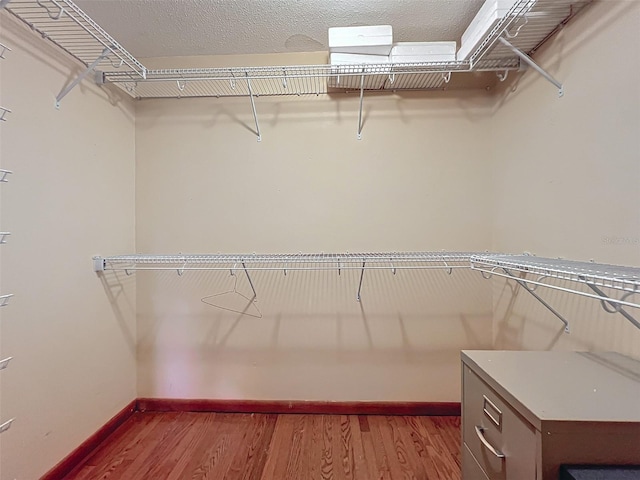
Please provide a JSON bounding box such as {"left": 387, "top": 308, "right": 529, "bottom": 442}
{"left": 461, "top": 351, "right": 640, "bottom": 480}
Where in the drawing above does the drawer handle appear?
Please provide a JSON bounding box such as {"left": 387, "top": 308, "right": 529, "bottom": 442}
{"left": 474, "top": 426, "right": 505, "bottom": 459}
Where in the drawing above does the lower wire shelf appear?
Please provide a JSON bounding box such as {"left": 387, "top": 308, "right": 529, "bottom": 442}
{"left": 93, "top": 251, "right": 640, "bottom": 330}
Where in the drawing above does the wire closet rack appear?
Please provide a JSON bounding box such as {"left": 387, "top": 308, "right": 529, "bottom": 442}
{"left": 94, "top": 252, "right": 640, "bottom": 331}
{"left": 3, "top": 0, "right": 593, "bottom": 138}
{"left": 4, "top": 0, "right": 593, "bottom": 101}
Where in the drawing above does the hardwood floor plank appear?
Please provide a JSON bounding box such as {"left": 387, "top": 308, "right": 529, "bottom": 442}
{"left": 71, "top": 412, "right": 171, "bottom": 479}
{"left": 369, "top": 416, "right": 405, "bottom": 480}
{"left": 333, "top": 415, "right": 355, "bottom": 480}
{"left": 348, "top": 415, "right": 370, "bottom": 480}
{"left": 302, "top": 413, "right": 324, "bottom": 480}
{"left": 190, "top": 413, "right": 247, "bottom": 480}
{"left": 122, "top": 412, "right": 198, "bottom": 480}
{"left": 282, "top": 415, "right": 306, "bottom": 480}
{"left": 61, "top": 412, "right": 462, "bottom": 480}
{"left": 403, "top": 415, "right": 442, "bottom": 480}
{"left": 420, "top": 418, "right": 461, "bottom": 480}
{"left": 225, "top": 413, "right": 278, "bottom": 480}
{"left": 320, "top": 414, "right": 335, "bottom": 480}
{"left": 259, "top": 414, "right": 296, "bottom": 480}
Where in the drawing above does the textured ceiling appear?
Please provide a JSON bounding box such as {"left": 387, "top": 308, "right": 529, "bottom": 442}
{"left": 74, "top": 0, "right": 485, "bottom": 58}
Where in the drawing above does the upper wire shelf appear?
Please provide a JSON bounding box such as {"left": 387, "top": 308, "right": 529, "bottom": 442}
{"left": 4, "top": 0, "right": 146, "bottom": 78}
{"left": 2, "top": 0, "right": 592, "bottom": 99}
{"left": 471, "top": 0, "right": 593, "bottom": 66}
{"left": 95, "top": 252, "right": 478, "bottom": 273}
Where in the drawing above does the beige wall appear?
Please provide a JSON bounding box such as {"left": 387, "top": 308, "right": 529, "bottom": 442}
{"left": 135, "top": 87, "right": 495, "bottom": 402}
{"left": 0, "top": 0, "right": 639, "bottom": 477}
{"left": 0, "top": 13, "right": 136, "bottom": 480}
{"left": 490, "top": 1, "right": 640, "bottom": 357}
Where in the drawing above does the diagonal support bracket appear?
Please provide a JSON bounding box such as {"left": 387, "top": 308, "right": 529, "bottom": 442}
{"left": 241, "top": 261, "right": 257, "bottom": 300}
{"left": 585, "top": 283, "right": 640, "bottom": 330}
{"left": 246, "top": 73, "right": 262, "bottom": 142}
{"left": 504, "top": 269, "right": 570, "bottom": 333}
{"left": 499, "top": 37, "right": 564, "bottom": 97}
{"left": 56, "top": 47, "right": 110, "bottom": 109}
{"left": 357, "top": 260, "right": 366, "bottom": 302}
{"left": 357, "top": 69, "right": 365, "bottom": 140}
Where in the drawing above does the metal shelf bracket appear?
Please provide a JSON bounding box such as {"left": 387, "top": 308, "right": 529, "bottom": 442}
{"left": 0, "top": 232, "right": 10, "bottom": 244}
{"left": 241, "top": 261, "right": 257, "bottom": 299}
{"left": 0, "top": 106, "right": 11, "bottom": 122}
{"left": 0, "top": 42, "right": 11, "bottom": 59}
{"left": 246, "top": 73, "right": 261, "bottom": 142}
{"left": 56, "top": 47, "right": 110, "bottom": 109}
{"left": 0, "top": 357, "right": 12, "bottom": 370}
{"left": 0, "top": 169, "right": 13, "bottom": 183}
{"left": 357, "top": 260, "right": 366, "bottom": 301}
{"left": 0, "top": 418, "right": 14, "bottom": 434}
{"left": 498, "top": 37, "right": 564, "bottom": 97}
{"left": 508, "top": 269, "right": 570, "bottom": 333}
{"left": 0, "top": 293, "right": 14, "bottom": 307}
{"left": 357, "top": 70, "right": 365, "bottom": 140}
{"left": 585, "top": 282, "right": 640, "bottom": 330}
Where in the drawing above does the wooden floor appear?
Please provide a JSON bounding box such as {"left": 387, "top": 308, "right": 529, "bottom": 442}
{"left": 64, "top": 412, "right": 461, "bottom": 480}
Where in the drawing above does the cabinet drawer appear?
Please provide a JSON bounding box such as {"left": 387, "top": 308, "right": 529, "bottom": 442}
{"left": 463, "top": 365, "right": 537, "bottom": 479}
{"left": 463, "top": 443, "right": 490, "bottom": 480}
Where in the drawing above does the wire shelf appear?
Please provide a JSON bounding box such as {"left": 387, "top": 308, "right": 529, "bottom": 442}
{"left": 4, "top": 0, "right": 592, "bottom": 100}
{"left": 96, "top": 251, "right": 479, "bottom": 273}
{"left": 471, "top": 255, "right": 640, "bottom": 294}
{"left": 471, "top": 0, "right": 593, "bottom": 66}
{"left": 5, "top": 0, "right": 145, "bottom": 78}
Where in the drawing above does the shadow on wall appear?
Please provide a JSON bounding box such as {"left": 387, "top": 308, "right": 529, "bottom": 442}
{"left": 127, "top": 267, "right": 493, "bottom": 399}
{"left": 135, "top": 88, "right": 493, "bottom": 137}
{"left": 98, "top": 270, "right": 136, "bottom": 355}
{"left": 492, "top": 276, "right": 640, "bottom": 357}
{"left": 491, "top": 0, "right": 638, "bottom": 112}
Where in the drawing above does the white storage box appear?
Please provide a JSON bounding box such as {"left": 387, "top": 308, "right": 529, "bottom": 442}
{"left": 328, "top": 25, "right": 393, "bottom": 55}
{"left": 458, "top": 0, "right": 519, "bottom": 61}
{"left": 328, "top": 53, "right": 390, "bottom": 89}
{"left": 390, "top": 42, "right": 456, "bottom": 63}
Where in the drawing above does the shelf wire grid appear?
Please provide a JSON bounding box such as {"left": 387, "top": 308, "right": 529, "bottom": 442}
{"left": 104, "top": 57, "right": 526, "bottom": 99}
{"left": 103, "top": 62, "right": 481, "bottom": 100}
{"left": 4, "top": 0, "right": 592, "bottom": 100}
{"left": 471, "top": 255, "right": 640, "bottom": 295}
{"left": 471, "top": 0, "right": 594, "bottom": 66}
{"left": 99, "top": 252, "right": 479, "bottom": 273}
{"left": 5, "top": 0, "right": 146, "bottom": 78}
